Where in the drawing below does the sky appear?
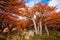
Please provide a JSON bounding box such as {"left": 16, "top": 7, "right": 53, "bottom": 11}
{"left": 48, "top": 0, "right": 60, "bottom": 12}
{"left": 25, "top": 0, "right": 50, "bottom": 7}
{"left": 25, "top": 0, "right": 60, "bottom": 12}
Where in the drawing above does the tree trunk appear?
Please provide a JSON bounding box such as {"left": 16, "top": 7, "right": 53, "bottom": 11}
{"left": 32, "top": 18, "right": 38, "bottom": 35}
{"left": 45, "top": 24, "right": 49, "bottom": 36}
{"left": 39, "top": 21, "right": 42, "bottom": 36}
{"left": 37, "top": 23, "right": 40, "bottom": 34}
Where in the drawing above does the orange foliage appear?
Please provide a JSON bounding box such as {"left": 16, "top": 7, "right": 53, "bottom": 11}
{"left": 46, "top": 12, "right": 60, "bottom": 27}
{"left": 46, "top": 12, "right": 60, "bottom": 21}
{"left": 19, "top": 19, "right": 31, "bottom": 28}
{"left": 0, "top": 0, "right": 26, "bottom": 16}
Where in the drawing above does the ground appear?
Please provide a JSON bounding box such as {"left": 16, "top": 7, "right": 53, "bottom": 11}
{"left": 0, "top": 31, "right": 60, "bottom": 40}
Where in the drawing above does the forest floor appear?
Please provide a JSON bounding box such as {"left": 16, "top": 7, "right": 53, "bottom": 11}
{"left": 0, "top": 31, "right": 60, "bottom": 40}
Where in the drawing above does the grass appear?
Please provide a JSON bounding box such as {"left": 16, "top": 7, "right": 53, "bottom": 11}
{"left": 0, "top": 31, "right": 60, "bottom": 40}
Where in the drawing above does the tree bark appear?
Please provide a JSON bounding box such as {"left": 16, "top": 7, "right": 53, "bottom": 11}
{"left": 32, "top": 18, "right": 38, "bottom": 35}
{"left": 45, "top": 24, "right": 49, "bottom": 36}
{"left": 39, "top": 21, "right": 42, "bottom": 36}
{"left": 37, "top": 23, "right": 40, "bottom": 34}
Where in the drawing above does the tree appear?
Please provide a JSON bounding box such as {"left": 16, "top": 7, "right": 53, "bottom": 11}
{"left": 32, "top": 3, "right": 56, "bottom": 35}
{"left": 0, "top": 0, "right": 27, "bottom": 33}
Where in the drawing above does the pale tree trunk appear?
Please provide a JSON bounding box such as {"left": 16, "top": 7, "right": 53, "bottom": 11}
{"left": 45, "top": 24, "right": 49, "bottom": 36}
{"left": 43, "top": 12, "right": 49, "bottom": 36}
{"left": 39, "top": 21, "right": 42, "bottom": 36}
{"left": 32, "top": 18, "right": 38, "bottom": 35}
{"left": 37, "top": 23, "right": 40, "bottom": 34}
